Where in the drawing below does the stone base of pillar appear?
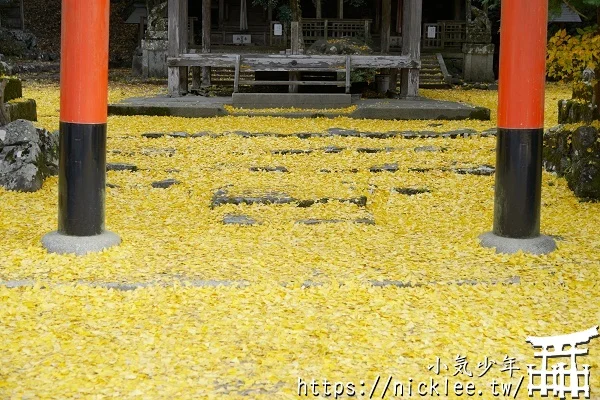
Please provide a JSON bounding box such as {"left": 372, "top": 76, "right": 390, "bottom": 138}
{"left": 463, "top": 43, "right": 495, "bottom": 83}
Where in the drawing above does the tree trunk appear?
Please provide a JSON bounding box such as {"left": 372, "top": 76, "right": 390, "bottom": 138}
{"left": 0, "top": 79, "right": 9, "bottom": 126}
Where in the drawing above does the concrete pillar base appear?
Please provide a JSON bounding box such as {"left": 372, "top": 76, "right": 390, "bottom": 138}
{"left": 479, "top": 232, "right": 556, "bottom": 255}
{"left": 42, "top": 231, "right": 121, "bottom": 256}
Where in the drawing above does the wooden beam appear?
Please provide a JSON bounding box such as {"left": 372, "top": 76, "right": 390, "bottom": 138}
{"left": 316, "top": 0, "right": 322, "bottom": 19}
{"left": 338, "top": 0, "right": 343, "bottom": 19}
{"left": 465, "top": 0, "right": 472, "bottom": 21}
{"left": 380, "top": 0, "right": 391, "bottom": 53}
{"left": 400, "top": 0, "right": 422, "bottom": 98}
{"left": 202, "top": 0, "right": 212, "bottom": 87}
{"left": 168, "top": 53, "right": 419, "bottom": 70}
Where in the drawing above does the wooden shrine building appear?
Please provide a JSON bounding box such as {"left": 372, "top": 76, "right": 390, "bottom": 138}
{"left": 137, "top": 0, "right": 492, "bottom": 98}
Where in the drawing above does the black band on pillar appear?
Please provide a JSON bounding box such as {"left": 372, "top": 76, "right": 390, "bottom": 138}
{"left": 493, "top": 128, "right": 543, "bottom": 239}
{"left": 58, "top": 122, "right": 107, "bottom": 236}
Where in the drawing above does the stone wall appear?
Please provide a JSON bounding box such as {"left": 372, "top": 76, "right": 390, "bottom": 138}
{"left": 544, "top": 125, "right": 600, "bottom": 200}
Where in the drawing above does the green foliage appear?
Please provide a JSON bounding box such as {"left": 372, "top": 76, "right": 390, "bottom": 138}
{"left": 547, "top": 26, "right": 600, "bottom": 81}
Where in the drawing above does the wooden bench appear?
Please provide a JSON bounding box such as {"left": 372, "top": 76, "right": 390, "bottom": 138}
{"left": 167, "top": 53, "right": 420, "bottom": 95}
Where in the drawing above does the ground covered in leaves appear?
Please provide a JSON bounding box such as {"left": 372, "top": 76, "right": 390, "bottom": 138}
{"left": 0, "top": 78, "right": 598, "bottom": 398}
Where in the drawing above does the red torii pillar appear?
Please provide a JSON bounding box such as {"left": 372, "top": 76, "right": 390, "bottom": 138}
{"left": 42, "top": 0, "right": 120, "bottom": 255}
{"left": 480, "top": 0, "right": 555, "bottom": 254}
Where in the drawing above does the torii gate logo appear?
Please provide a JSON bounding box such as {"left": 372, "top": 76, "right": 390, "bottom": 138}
{"left": 526, "top": 326, "right": 599, "bottom": 399}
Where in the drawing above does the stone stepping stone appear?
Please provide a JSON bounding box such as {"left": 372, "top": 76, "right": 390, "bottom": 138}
{"left": 223, "top": 215, "right": 258, "bottom": 226}
{"left": 414, "top": 146, "right": 445, "bottom": 153}
{"left": 323, "top": 145, "right": 345, "bottom": 154}
{"left": 107, "top": 163, "right": 137, "bottom": 172}
{"left": 480, "top": 128, "right": 497, "bottom": 137}
{"left": 370, "top": 163, "right": 399, "bottom": 173}
{"left": 142, "top": 132, "right": 165, "bottom": 139}
{"left": 140, "top": 148, "right": 176, "bottom": 157}
{"left": 151, "top": 179, "right": 180, "bottom": 189}
{"left": 167, "top": 132, "right": 189, "bottom": 138}
{"left": 106, "top": 183, "right": 121, "bottom": 189}
{"left": 296, "top": 217, "right": 375, "bottom": 225}
{"left": 191, "top": 132, "right": 212, "bottom": 138}
{"left": 249, "top": 166, "right": 289, "bottom": 173}
{"left": 441, "top": 129, "right": 477, "bottom": 138}
{"left": 271, "top": 149, "right": 313, "bottom": 155}
{"left": 211, "top": 189, "right": 294, "bottom": 208}
{"left": 454, "top": 165, "right": 495, "bottom": 176}
{"left": 394, "top": 187, "right": 431, "bottom": 196}
{"left": 296, "top": 196, "right": 367, "bottom": 208}
{"left": 408, "top": 167, "right": 436, "bottom": 173}
{"left": 327, "top": 128, "right": 360, "bottom": 137}
{"left": 165, "top": 168, "right": 181, "bottom": 173}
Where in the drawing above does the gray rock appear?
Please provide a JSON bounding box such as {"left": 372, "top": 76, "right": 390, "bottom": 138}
{"left": 370, "top": 163, "right": 399, "bottom": 173}
{"left": 140, "top": 147, "right": 176, "bottom": 157}
{"left": 0, "top": 60, "right": 12, "bottom": 75}
{"left": 211, "top": 188, "right": 294, "bottom": 208}
{"left": 0, "top": 120, "right": 58, "bottom": 192}
{"left": 191, "top": 132, "right": 212, "bottom": 138}
{"left": 151, "top": 178, "right": 180, "bottom": 189}
{"left": 107, "top": 163, "right": 138, "bottom": 172}
{"left": 223, "top": 215, "right": 258, "bottom": 225}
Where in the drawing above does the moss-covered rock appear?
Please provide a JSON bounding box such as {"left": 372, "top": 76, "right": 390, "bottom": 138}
{"left": 544, "top": 125, "right": 600, "bottom": 200}
{"left": 1, "top": 77, "right": 22, "bottom": 101}
{"left": 6, "top": 98, "right": 37, "bottom": 122}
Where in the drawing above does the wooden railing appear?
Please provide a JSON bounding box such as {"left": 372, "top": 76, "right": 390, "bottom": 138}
{"left": 302, "top": 19, "right": 372, "bottom": 45}
{"left": 422, "top": 21, "right": 466, "bottom": 50}
{"left": 269, "top": 19, "right": 372, "bottom": 47}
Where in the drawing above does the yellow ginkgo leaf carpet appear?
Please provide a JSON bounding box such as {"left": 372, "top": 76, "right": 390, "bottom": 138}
{"left": 0, "top": 79, "right": 598, "bottom": 399}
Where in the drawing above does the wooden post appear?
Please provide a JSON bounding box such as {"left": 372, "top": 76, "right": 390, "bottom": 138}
{"left": 338, "top": 0, "right": 343, "bottom": 19}
{"left": 316, "top": 0, "right": 322, "bottom": 19}
{"left": 202, "top": 0, "right": 212, "bottom": 87}
{"left": 400, "top": 0, "right": 422, "bottom": 97}
{"left": 168, "top": 0, "right": 188, "bottom": 96}
{"left": 380, "top": 0, "right": 391, "bottom": 53}
{"left": 454, "top": 0, "right": 462, "bottom": 20}
{"left": 289, "top": 21, "right": 300, "bottom": 93}
{"left": 219, "top": 0, "right": 225, "bottom": 28}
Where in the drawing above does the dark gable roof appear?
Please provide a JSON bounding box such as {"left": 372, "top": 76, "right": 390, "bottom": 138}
{"left": 549, "top": 2, "right": 582, "bottom": 23}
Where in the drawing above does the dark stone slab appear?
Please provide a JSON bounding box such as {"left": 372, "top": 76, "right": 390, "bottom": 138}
{"left": 191, "top": 132, "right": 212, "bottom": 138}
{"left": 142, "top": 132, "right": 165, "bottom": 139}
{"left": 394, "top": 187, "right": 431, "bottom": 195}
{"left": 370, "top": 163, "right": 399, "bottom": 173}
{"left": 249, "top": 166, "right": 289, "bottom": 173}
{"left": 211, "top": 189, "right": 294, "bottom": 208}
{"left": 107, "top": 163, "right": 138, "bottom": 172}
{"left": 151, "top": 178, "right": 180, "bottom": 189}
{"left": 223, "top": 215, "right": 258, "bottom": 225}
